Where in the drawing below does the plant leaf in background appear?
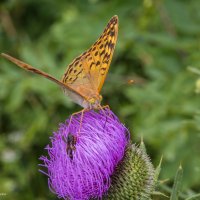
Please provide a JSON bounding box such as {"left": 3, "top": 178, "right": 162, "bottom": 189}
{"left": 170, "top": 165, "right": 183, "bottom": 200}
{"left": 0, "top": 0, "right": 200, "bottom": 199}
{"left": 185, "top": 194, "right": 200, "bottom": 200}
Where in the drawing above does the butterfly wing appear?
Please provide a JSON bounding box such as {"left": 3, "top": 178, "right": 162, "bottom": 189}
{"left": 61, "top": 15, "right": 118, "bottom": 97}
{"left": 2, "top": 16, "right": 118, "bottom": 108}
{"left": 1, "top": 53, "right": 87, "bottom": 107}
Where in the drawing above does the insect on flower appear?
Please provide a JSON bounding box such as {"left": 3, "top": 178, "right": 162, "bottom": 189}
{"left": 65, "top": 133, "right": 77, "bottom": 160}
{"left": 1, "top": 15, "right": 119, "bottom": 136}
{"left": 39, "top": 109, "right": 130, "bottom": 200}
{"left": 1, "top": 15, "right": 118, "bottom": 111}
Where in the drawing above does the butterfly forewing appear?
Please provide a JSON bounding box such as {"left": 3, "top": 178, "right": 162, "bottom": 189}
{"left": 2, "top": 15, "right": 118, "bottom": 109}
{"left": 61, "top": 15, "right": 118, "bottom": 97}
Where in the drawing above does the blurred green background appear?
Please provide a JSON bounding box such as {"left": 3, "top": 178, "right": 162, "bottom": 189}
{"left": 0, "top": 0, "right": 200, "bottom": 199}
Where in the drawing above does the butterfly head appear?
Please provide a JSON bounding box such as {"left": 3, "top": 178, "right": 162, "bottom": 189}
{"left": 88, "top": 94, "right": 102, "bottom": 109}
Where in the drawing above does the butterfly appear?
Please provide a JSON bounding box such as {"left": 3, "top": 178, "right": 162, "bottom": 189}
{"left": 1, "top": 15, "right": 118, "bottom": 110}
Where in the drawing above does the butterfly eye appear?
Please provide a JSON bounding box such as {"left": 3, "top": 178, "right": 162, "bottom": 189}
{"left": 89, "top": 98, "right": 95, "bottom": 104}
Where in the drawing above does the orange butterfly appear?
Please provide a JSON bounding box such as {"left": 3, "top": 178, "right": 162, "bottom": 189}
{"left": 1, "top": 15, "right": 118, "bottom": 110}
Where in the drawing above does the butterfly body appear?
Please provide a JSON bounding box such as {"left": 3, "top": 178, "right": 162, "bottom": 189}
{"left": 63, "top": 87, "right": 102, "bottom": 109}
{"left": 1, "top": 15, "right": 118, "bottom": 109}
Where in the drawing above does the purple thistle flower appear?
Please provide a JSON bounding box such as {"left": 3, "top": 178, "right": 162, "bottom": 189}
{"left": 39, "top": 109, "right": 129, "bottom": 200}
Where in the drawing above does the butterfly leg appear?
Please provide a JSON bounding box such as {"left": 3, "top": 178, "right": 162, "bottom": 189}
{"left": 65, "top": 109, "right": 85, "bottom": 156}
{"left": 68, "top": 109, "right": 86, "bottom": 137}
{"left": 68, "top": 114, "right": 74, "bottom": 128}
{"left": 68, "top": 109, "right": 84, "bottom": 127}
{"left": 101, "top": 104, "right": 110, "bottom": 111}
{"left": 97, "top": 104, "right": 111, "bottom": 129}
{"left": 100, "top": 104, "right": 113, "bottom": 117}
{"left": 77, "top": 109, "right": 85, "bottom": 137}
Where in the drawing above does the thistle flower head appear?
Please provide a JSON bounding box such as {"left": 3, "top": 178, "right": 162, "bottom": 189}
{"left": 104, "top": 143, "right": 156, "bottom": 199}
{"left": 40, "top": 109, "right": 129, "bottom": 200}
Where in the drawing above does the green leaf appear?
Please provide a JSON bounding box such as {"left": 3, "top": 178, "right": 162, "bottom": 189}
{"left": 185, "top": 194, "right": 200, "bottom": 200}
{"left": 154, "top": 155, "right": 163, "bottom": 185}
{"left": 170, "top": 165, "right": 183, "bottom": 200}
{"left": 187, "top": 66, "right": 200, "bottom": 76}
{"left": 152, "top": 191, "right": 169, "bottom": 198}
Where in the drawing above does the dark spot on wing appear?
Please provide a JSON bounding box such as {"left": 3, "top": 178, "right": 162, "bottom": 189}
{"left": 76, "top": 70, "right": 82, "bottom": 77}
{"left": 103, "top": 53, "right": 108, "bottom": 60}
{"left": 110, "top": 31, "right": 115, "bottom": 36}
{"left": 74, "top": 61, "right": 79, "bottom": 66}
{"left": 89, "top": 62, "right": 95, "bottom": 69}
{"left": 85, "top": 54, "right": 90, "bottom": 58}
{"left": 74, "top": 56, "right": 81, "bottom": 62}
{"left": 100, "top": 50, "right": 105, "bottom": 56}
{"left": 101, "top": 67, "right": 107, "bottom": 71}
{"left": 105, "top": 41, "right": 109, "bottom": 47}
{"left": 108, "top": 42, "right": 114, "bottom": 49}
{"left": 99, "top": 44, "right": 104, "bottom": 49}
{"left": 103, "top": 60, "right": 109, "bottom": 64}
{"left": 88, "top": 57, "right": 93, "bottom": 61}
{"left": 69, "top": 68, "right": 73, "bottom": 73}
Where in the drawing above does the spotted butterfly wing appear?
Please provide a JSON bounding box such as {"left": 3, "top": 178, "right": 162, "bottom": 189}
{"left": 61, "top": 15, "right": 118, "bottom": 98}
{"left": 1, "top": 15, "right": 118, "bottom": 108}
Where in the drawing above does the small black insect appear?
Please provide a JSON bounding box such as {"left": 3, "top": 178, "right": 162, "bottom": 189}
{"left": 66, "top": 133, "right": 77, "bottom": 160}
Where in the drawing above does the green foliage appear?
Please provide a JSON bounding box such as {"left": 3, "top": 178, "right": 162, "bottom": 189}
{"left": 170, "top": 165, "right": 183, "bottom": 200}
{"left": 185, "top": 194, "right": 200, "bottom": 200}
{"left": 0, "top": 0, "right": 200, "bottom": 199}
